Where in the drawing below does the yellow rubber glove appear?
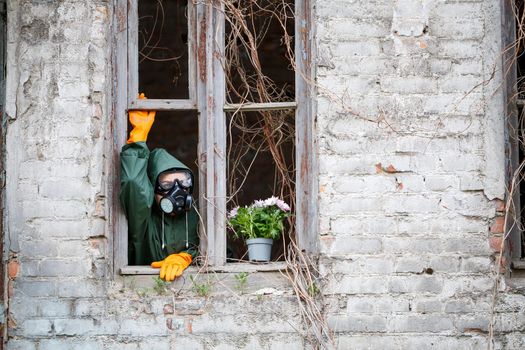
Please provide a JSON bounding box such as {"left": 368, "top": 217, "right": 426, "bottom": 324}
{"left": 151, "top": 252, "right": 192, "bottom": 282}
{"left": 127, "top": 93, "right": 156, "bottom": 144}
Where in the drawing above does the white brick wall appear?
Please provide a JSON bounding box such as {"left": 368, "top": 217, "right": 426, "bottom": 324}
{"left": 3, "top": 0, "right": 525, "bottom": 349}
{"left": 316, "top": 0, "right": 520, "bottom": 348}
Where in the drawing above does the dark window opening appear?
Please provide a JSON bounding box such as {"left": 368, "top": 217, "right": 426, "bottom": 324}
{"left": 226, "top": 111, "right": 295, "bottom": 262}
{"left": 117, "top": 0, "right": 307, "bottom": 270}
{"left": 138, "top": 0, "right": 189, "bottom": 99}
{"left": 142, "top": 111, "right": 200, "bottom": 198}
{"left": 224, "top": 0, "right": 295, "bottom": 104}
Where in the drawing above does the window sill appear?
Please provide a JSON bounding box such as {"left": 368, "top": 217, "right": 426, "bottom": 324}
{"left": 120, "top": 261, "right": 288, "bottom": 275}
{"left": 118, "top": 261, "right": 292, "bottom": 295}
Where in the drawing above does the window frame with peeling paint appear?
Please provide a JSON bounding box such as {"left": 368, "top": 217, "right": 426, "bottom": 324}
{"left": 112, "top": 0, "right": 317, "bottom": 274}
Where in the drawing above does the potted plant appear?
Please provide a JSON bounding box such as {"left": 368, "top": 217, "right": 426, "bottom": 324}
{"left": 228, "top": 196, "right": 291, "bottom": 262}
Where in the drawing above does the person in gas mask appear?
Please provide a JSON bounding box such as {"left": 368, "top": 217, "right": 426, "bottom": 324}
{"left": 119, "top": 94, "right": 199, "bottom": 282}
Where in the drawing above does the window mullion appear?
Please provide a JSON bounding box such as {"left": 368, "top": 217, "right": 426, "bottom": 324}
{"left": 295, "top": 0, "right": 317, "bottom": 254}
{"left": 213, "top": 2, "right": 227, "bottom": 266}
{"left": 200, "top": 1, "right": 226, "bottom": 266}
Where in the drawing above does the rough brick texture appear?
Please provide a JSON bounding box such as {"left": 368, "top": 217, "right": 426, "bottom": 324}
{"left": 3, "top": 0, "right": 525, "bottom": 349}
{"left": 317, "top": 0, "right": 523, "bottom": 349}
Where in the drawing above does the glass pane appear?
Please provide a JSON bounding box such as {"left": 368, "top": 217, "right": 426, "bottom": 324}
{"left": 224, "top": 0, "right": 295, "bottom": 104}
{"left": 132, "top": 111, "right": 199, "bottom": 197}
{"left": 226, "top": 110, "right": 295, "bottom": 262}
{"left": 138, "top": 0, "right": 189, "bottom": 99}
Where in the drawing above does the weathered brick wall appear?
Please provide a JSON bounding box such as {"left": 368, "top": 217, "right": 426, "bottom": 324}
{"left": 4, "top": 1, "right": 304, "bottom": 349}
{"left": 3, "top": 0, "right": 525, "bottom": 349}
{"left": 316, "top": 0, "right": 525, "bottom": 348}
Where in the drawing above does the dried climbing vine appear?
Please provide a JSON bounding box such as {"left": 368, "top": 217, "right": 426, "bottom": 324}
{"left": 219, "top": 0, "right": 334, "bottom": 347}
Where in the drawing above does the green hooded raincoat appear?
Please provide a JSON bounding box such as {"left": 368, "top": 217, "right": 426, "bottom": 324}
{"left": 119, "top": 142, "right": 199, "bottom": 265}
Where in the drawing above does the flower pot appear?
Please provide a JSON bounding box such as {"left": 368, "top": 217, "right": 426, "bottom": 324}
{"left": 246, "top": 238, "right": 273, "bottom": 262}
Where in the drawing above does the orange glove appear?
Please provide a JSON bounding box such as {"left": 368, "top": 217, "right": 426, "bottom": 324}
{"left": 151, "top": 252, "right": 192, "bottom": 282}
{"left": 127, "top": 93, "right": 156, "bottom": 144}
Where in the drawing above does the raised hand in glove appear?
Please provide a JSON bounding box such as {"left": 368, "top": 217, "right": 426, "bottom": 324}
{"left": 127, "top": 93, "right": 156, "bottom": 144}
{"left": 151, "top": 252, "right": 192, "bottom": 282}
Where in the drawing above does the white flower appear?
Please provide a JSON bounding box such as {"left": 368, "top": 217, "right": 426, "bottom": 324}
{"left": 276, "top": 199, "right": 291, "bottom": 212}
{"left": 263, "top": 196, "right": 279, "bottom": 206}
{"left": 252, "top": 196, "right": 290, "bottom": 212}
{"left": 228, "top": 206, "right": 239, "bottom": 218}
{"left": 253, "top": 199, "right": 265, "bottom": 208}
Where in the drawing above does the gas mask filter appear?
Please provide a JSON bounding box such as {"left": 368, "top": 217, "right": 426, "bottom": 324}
{"left": 155, "top": 171, "right": 193, "bottom": 215}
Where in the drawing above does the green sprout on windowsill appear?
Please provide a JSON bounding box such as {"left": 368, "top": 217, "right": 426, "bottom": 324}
{"left": 153, "top": 276, "right": 170, "bottom": 295}
{"left": 234, "top": 272, "right": 249, "bottom": 293}
{"left": 190, "top": 275, "right": 212, "bottom": 297}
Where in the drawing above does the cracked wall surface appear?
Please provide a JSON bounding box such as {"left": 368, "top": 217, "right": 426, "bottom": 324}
{"left": 3, "top": 0, "right": 525, "bottom": 349}
{"left": 317, "top": 0, "right": 523, "bottom": 349}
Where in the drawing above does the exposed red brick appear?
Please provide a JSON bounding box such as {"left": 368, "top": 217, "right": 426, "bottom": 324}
{"left": 494, "top": 199, "right": 506, "bottom": 212}
{"left": 7, "top": 261, "right": 19, "bottom": 279}
{"left": 166, "top": 318, "right": 173, "bottom": 330}
{"left": 386, "top": 164, "right": 397, "bottom": 173}
{"left": 163, "top": 304, "right": 174, "bottom": 315}
{"left": 375, "top": 163, "right": 382, "bottom": 173}
{"left": 185, "top": 318, "right": 193, "bottom": 334}
{"left": 94, "top": 103, "right": 103, "bottom": 118}
{"left": 7, "top": 315, "right": 17, "bottom": 329}
{"left": 320, "top": 235, "right": 334, "bottom": 250}
{"left": 489, "top": 236, "right": 504, "bottom": 252}
{"left": 490, "top": 217, "right": 504, "bottom": 234}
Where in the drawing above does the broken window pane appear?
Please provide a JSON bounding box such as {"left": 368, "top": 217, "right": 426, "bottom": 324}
{"left": 226, "top": 110, "right": 295, "bottom": 261}
{"left": 138, "top": 0, "right": 189, "bottom": 99}
{"left": 225, "top": 0, "right": 295, "bottom": 104}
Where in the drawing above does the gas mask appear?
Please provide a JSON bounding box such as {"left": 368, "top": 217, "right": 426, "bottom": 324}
{"left": 155, "top": 171, "right": 193, "bottom": 215}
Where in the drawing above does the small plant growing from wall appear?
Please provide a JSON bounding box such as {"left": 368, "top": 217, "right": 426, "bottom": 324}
{"left": 153, "top": 276, "right": 170, "bottom": 295}
{"left": 190, "top": 275, "right": 212, "bottom": 297}
{"left": 234, "top": 272, "right": 249, "bottom": 293}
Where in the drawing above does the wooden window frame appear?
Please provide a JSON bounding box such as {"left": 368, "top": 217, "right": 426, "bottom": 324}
{"left": 112, "top": 0, "right": 317, "bottom": 274}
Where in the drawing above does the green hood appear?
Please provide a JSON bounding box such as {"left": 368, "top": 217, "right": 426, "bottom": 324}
{"left": 120, "top": 142, "right": 200, "bottom": 264}
{"left": 147, "top": 148, "right": 192, "bottom": 184}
